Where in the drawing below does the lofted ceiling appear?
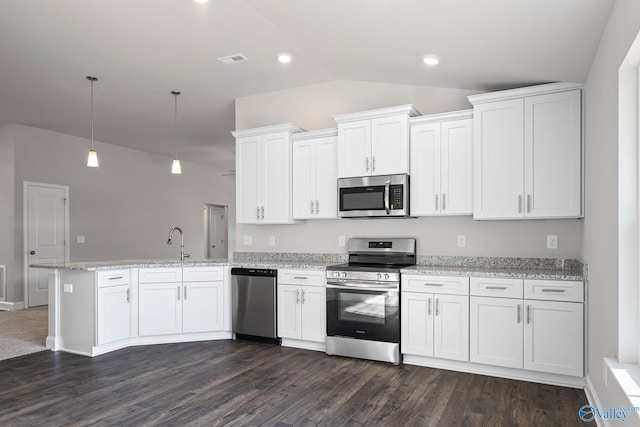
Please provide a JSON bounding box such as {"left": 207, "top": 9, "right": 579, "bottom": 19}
{"left": 0, "top": 0, "right": 614, "bottom": 172}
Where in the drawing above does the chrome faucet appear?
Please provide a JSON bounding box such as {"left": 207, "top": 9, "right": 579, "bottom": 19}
{"left": 167, "top": 226, "right": 189, "bottom": 262}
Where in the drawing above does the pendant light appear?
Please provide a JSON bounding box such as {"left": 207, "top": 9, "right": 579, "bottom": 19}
{"left": 86, "top": 76, "right": 99, "bottom": 167}
{"left": 171, "top": 90, "right": 182, "bottom": 174}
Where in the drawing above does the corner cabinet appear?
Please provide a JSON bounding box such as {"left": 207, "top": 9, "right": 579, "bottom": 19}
{"left": 233, "top": 124, "right": 305, "bottom": 224}
{"left": 277, "top": 269, "right": 326, "bottom": 351}
{"left": 410, "top": 110, "right": 473, "bottom": 216}
{"left": 292, "top": 129, "right": 338, "bottom": 219}
{"left": 468, "top": 83, "right": 583, "bottom": 219}
{"left": 334, "top": 105, "right": 420, "bottom": 178}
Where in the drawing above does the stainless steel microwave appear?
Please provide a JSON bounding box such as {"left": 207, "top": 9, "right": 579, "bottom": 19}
{"left": 338, "top": 174, "right": 409, "bottom": 218}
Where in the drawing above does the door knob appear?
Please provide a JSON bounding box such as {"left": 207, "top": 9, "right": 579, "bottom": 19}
{"left": 30, "top": 250, "right": 36, "bottom": 255}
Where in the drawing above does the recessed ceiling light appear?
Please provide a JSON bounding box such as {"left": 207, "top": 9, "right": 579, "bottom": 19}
{"left": 278, "top": 53, "right": 293, "bottom": 64}
{"left": 194, "top": 0, "right": 209, "bottom": 3}
{"left": 423, "top": 55, "right": 440, "bottom": 66}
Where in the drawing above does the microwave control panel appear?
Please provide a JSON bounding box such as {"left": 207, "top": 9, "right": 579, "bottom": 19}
{"left": 390, "top": 185, "right": 404, "bottom": 210}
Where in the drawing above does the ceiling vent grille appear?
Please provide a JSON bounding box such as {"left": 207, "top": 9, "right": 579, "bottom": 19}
{"left": 217, "top": 54, "right": 248, "bottom": 65}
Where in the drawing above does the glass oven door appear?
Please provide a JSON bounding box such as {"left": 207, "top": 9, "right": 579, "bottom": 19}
{"left": 326, "top": 283, "right": 400, "bottom": 343}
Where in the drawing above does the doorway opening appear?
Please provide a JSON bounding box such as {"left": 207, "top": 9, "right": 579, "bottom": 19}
{"left": 204, "top": 204, "right": 228, "bottom": 259}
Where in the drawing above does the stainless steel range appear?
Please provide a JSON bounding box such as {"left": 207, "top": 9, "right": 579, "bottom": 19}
{"left": 325, "top": 237, "right": 416, "bottom": 365}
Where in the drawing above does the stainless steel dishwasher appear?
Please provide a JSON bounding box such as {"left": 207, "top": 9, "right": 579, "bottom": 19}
{"left": 231, "top": 268, "right": 280, "bottom": 344}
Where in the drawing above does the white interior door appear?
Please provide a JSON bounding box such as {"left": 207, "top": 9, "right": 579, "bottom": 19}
{"left": 206, "top": 205, "right": 227, "bottom": 259}
{"left": 25, "top": 183, "right": 69, "bottom": 307}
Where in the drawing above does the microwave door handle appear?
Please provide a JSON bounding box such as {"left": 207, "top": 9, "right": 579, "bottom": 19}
{"left": 384, "top": 180, "right": 391, "bottom": 214}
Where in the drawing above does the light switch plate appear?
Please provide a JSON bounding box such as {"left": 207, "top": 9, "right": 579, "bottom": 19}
{"left": 547, "top": 235, "right": 558, "bottom": 249}
{"left": 338, "top": 236, "right": 346, "bottom": 247}
{"left": 63, "top": 283, "right": 73, "bottom": 293}
{"left": 243, "top": 235, "right": 253, "bottom": 246}
{"left": 268, "top": 236, "right": 276, "bottom": 246}
{"left": 77, "top": 235, "right": 85, "bottom": 244}
{"left": 457, "top": 235, "right": 466, "bottom": 248}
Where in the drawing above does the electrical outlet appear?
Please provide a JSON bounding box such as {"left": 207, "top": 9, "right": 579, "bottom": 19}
{"left": 76, "top": 235, "right": 85, "bottom": 244}
{"left": 547, "top": 235, "right": 558, "bottom": 249}
{"left": 268, "top": 236, "right": 276, "bottom": 246}
{"left": 63, "top": 284, "right": 73, "bottom": 293}
{"left": 457, "top": 235, "right": 466, "bottom": 248}
{"left": 243, "top": 235, "right": 253, "bottom": 246}
{"left": 338, "top": 236, "right": 346, "bottom": 247}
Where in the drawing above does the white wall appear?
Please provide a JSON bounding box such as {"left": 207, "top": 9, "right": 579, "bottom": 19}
{"left": 6, "top": 124, "right": 235, "bottom": 303}
{"left": 582, "top": 0, "right": 640, "bottom": 411}
{"left": 235, "top": 80, "right": 584, "bottom": 259}
{"left": 0, "top": 126, "right": 15, "bottom": 302}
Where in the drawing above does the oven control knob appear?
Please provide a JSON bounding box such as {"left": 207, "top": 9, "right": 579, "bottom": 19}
{"left": 376, "top": 273, "right": 382, "bottom": 280}
{"left": 384, "top": 273, "right": 389, "bottom": 280}
{"left": 342, "top": 272, "right": 347, "bottom": 278}
{"left": 333, "top": 272, "right": 340, "bottom": 278}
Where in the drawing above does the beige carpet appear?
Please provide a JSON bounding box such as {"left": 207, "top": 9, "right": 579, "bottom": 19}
{"left": 0, "top": 306, "right": 48, "bottom": 360}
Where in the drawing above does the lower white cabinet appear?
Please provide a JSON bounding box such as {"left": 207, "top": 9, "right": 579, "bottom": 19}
{"left": 401, "top": 275, "right": 469, "bottom": 362}
{"left": 277, "top": 269, "right": 326, "bottom": 349}
{"left": 138, "top": 267, "right": 225, "bottom": 337}
{"left": 97, "top": 284, "right": 131, "bottom": 346}
{"left": 469, "top": 277, "right": 584, "bottom": 377}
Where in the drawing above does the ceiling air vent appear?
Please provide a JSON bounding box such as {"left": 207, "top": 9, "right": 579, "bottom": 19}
{"left": 217, "top": 54, "right": 248, "bottom": 65}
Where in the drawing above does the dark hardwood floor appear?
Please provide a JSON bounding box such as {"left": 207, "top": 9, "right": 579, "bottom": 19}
{"left": 0, "top": 340, "right": 587, "bottom": 426}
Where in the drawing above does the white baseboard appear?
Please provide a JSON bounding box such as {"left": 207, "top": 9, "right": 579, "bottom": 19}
{"left": 584, "top": 374, "right": 608, "bottom": 427}
{"left": 0, "top": 301, "right": 25, "bottom": 311}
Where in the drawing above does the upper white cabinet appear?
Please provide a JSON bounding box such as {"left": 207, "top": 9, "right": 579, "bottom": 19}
{"left": 292, "top": 129, "right": 338, "bottom": 219}
{"left": 468, "top": 83, "right": 583, "bottom": 219}
{"left": 233, "top": 124, "right": 305, "bottom": 224}
{"left": 410, "top": 110, "right": 473, "bottom": 216}
{"left": 334, "top": 105, "right": 420, "bottom": 178}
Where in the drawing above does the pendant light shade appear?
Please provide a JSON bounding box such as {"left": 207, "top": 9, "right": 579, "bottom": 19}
{"left": 86, "top": 76, "right": 99, "bottom": 167}
{"left": 171, "top": 90, "right": 182, "bottom": 174}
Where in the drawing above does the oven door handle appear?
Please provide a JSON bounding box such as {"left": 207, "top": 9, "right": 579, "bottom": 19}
{"left": 327, "top": 282, "right": 398, "bottom": 292}
{"left": 384, "top": 180, "right": 391, "bottom": 215}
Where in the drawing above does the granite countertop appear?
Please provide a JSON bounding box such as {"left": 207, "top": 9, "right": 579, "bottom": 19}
{"left": 401, "top": 265, "right": 584, "bottom": 281}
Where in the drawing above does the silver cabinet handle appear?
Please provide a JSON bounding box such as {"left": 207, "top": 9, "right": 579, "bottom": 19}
{"left": 184, "top": 285, "right": 187, "bottom": 300}
{"left": 296, "top": 289, "right": 300, "bottom": 304}
{"left": 526, "top": 304, "right": 531, "bottom": 324}
{"left": 293, "top": 276, "right": 307, "bottom": 280}
{"left": 486, "top": 286, "right": 508, "bottom": 290}
{"left": 261, "top": 206, "right": 264, "bottom": 220}
{"left": 423, "top": 283, "right": 443, "bottom": 287}
{"left": 527, "top": 194, "right": 532, "bottom": 213}
{"left": 516, "top": 304, "right": 521, "bottom": 323}
{"left": 428, "top": 298, "right": 432, "bottom": 316}
{"left": 372, "top": 156, "right": 376, "bottom": 172}
{"left": 310, "top": 200, "right": 314, "bottom": 214}
{"left": 442, "top": 194, "right": 446, "bottom": 211}
{"left": 109, "top": 276, "right": 124, "bottom": 281}
{"left": 435, "top": 194, "right": 439, "bottom": 211}
{"left": 177, "top": 286, "right": 181, "bottom": 301}
{"left": 126, "top": 289, "right": 130, "bottom": 303}
{"left": 257, "top": 207, "right": 260, "bottom": 220}
{"left": 435, "top": 298, "right": 440, "bottom": 316}
{"left": 301, "top": 289, "right": 306, "bottom": 304}
{"left": 541, "top": 288, "right": 566, "bottom": 293}
{"left": 518, "top": 195, "right": 522, "bottom": 213}
{"left": 365, "top": 157, "right": 370, "bottom": 172}
{"left": 316, "top": 200, "right": 319, "bottom": 214}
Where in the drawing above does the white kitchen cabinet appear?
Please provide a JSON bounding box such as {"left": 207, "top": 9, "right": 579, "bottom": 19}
{"left": 233, "top": 124, "right": 304, "bottom": 224}
{"left": 334, "top": 105, "right": 419, "bottom": 178}
{"left": 469, "top": 83, "right": 582, "bottom": 219}
{"left": 469, "top": 277, "right": 584, "bottom": 376}
{"left": 139, "top": 266, "right": 226, "bottom": 337}
{"left": 97, "top": 284, "right": 130, "bottom": 346}
{"left": 401, "top": 275, "right": 469, "bottom": 362}
{"left": 277, "top": 269, "right": 326, "bottom": 350}
{"left": 410, "top": 111, "right": 473, "bottom": 216}
{"left": 292, "top": 129, "right": 338, "bottom": 219}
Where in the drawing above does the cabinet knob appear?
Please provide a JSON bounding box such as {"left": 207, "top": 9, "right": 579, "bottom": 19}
{"left": 29, "top": 250, "right": 36, "bottom": 255}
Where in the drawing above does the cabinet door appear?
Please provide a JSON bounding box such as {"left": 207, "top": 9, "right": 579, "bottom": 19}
{"left": 473, "top": 99, "right": 525, "bottom": 219}
{"left": 410, "top": 123, "right": 441, "bottom": 215}
{"left": 262, "top": 132, "right": 292, "bottom": 223}
{"left": 277, "top": 284, "right": 301, "bottom": 339}
{"left": 401, "top": 292, "right": 434, "bottom": 357}
{"left": 441, "top": 119, "right": 473, "bottom": 215}
{"left": 433, "top": 294, "right": 469, "bottom": 362}
{"left": 183, "top": 281, "right": 224, "bottom": 333}
{"left": 524, "top": 90, "right": 582, "bottom": 218}
{"left": 315, "top": 136, "right": 338, "bottom": 218}
{"left": 292, "top": 139, "right": 316, "bottom": 219}
{"left": 338, "top": 120, "right": 370, "bottom": 178}
{"left": 139, "top": 283, "right": 182, "bottom": 336}
{"left": 524, "top": 300, "right": 583, "bottom": 376}
{"left": 236, "top": 136, "right": 261, "bottom": 224}
{"left": 300, "top": 286, "right": 326, "bottom": 343}
{"left": 371, "top": 115, "right": 409, "bottom": 175}
{"left": 470, "top": 296, "right": 523, "bottom": 368}
{"left": 97, "top": 284, "right": 130, "bottom": 345}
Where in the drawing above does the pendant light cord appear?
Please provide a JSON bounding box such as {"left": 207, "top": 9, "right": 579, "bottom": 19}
{"left": 174, "top": 93, "right": 178, "bottom": 159}
{"left": 90, "top": 79, "right": 94, "bottom": 150}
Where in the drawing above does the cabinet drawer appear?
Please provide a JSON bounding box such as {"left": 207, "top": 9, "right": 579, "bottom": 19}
{"left": 524, "top": 280, "right": 584, "bottom": 302}
{"left": 278, "top": 269, "right": 325, "bottom": 287}
{"left": 139, "top": 267, "right": 182, "bottom": 283}
{"left": 402, "top": 275, "right": 469, "bottom": 295}
{"left": 183, "top": 266, "right": 223, "bottom": 282}
{"left": 97, "top": 269, "right": 130, "bottom": 287}
{"left": 470, "top": 277, "right": 523, "bottom": 298}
